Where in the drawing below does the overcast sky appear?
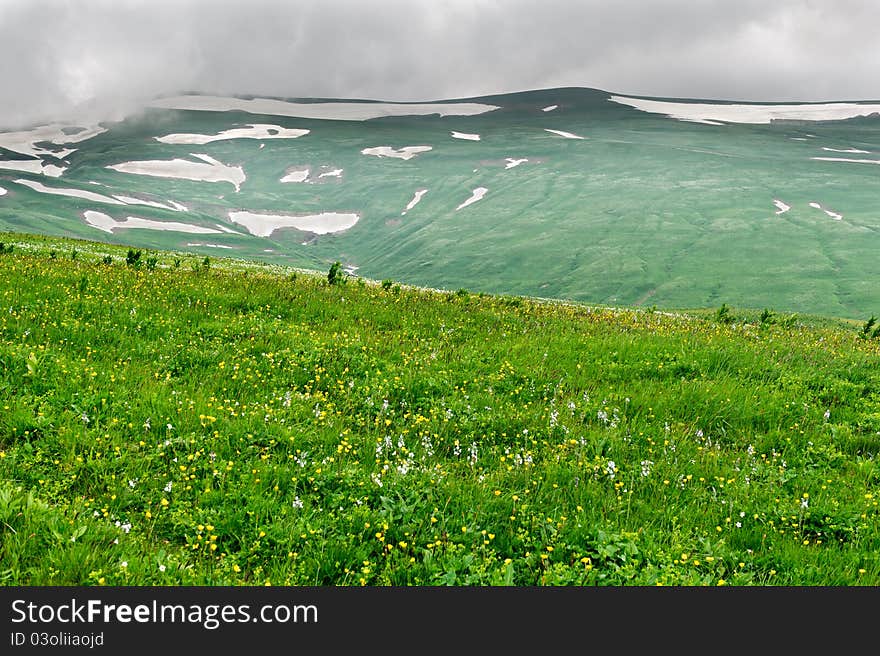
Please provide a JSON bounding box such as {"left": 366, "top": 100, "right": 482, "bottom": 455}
{"left": 1, "top": 0, "right": 878, "bottom": 128}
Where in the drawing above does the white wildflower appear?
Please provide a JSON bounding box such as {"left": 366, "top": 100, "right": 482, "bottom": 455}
{"left": 606, "top": 460, "right": 617, "bottom": 479}
{"left": 468, "top": 442, "right": 479, "bottom": 465}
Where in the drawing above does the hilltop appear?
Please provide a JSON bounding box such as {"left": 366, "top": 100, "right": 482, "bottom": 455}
{"left": 1, "top": 233, "right": 879, "bottom": 585}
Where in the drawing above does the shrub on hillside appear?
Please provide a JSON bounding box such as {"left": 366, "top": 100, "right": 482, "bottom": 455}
{"left": 327, "top": 261, "right": 345, "bottom": 286}
{"left": 715, "top": 303, "right": 733, "bottom": 324}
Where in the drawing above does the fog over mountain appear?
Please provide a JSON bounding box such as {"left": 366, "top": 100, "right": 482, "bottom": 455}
{"left": 2, "top": 0, "right": 879, "bottom": 128}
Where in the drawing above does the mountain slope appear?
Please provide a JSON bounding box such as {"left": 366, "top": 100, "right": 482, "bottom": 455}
{"left": 2, "top": 87, "right": 879, "bottom": 318}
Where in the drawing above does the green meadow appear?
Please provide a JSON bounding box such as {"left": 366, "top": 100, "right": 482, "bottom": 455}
{"left": 1, "top": 232, "right": 879, "bottom": 585}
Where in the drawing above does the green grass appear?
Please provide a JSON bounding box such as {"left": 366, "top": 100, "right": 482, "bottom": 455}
{"left": 1, "top": 231, "right": 879, "bottom": 586}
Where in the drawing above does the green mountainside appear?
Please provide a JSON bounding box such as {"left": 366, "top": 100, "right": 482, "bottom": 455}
{"left": 2, "top": 87, "right": 879, "bottom": 319}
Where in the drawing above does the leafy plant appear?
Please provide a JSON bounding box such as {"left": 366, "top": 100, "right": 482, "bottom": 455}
{"left": 715, "top": 303, "right": 732, "bottom": 324}
{"left": 327, "top": 261, "right": 344, "bottom": 286}
{"left": 860, "top": 315, "right": 879, "bottom": 340}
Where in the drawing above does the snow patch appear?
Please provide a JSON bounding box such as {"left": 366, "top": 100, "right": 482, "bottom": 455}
{"left": 821, "top": 147, "right": 871, "bottom": 154}
{"left": 773, "top": 200, "right": 790, "bottom": 215}
{"left": 15, "top": 178, "right": 125, "bottom": 204}
{"left": 402, "top": 189, "right": 428, "bottom": 215}
{"left": 83, "top": 210, "right": 222, "bottom": 234}
{"left": 0, "top": 124, "right": 106, "bottom": 159}
{"left": 228, "top": 210, "right": 360, "bottom": 236}
{"left": 149, "top": 96, "right": 500, "bottom": 121}
{"left": 456, "top": 187, "right": 488, "bottom": 211}
{"left": 811, "top": 157, "right": 880, "bottom": 165}
{"left": 107, "top": 155, "right": 246, "bottom": 191}
{"left": 157, "top": 124, "right": 309, "bottom": 145}
{"left": 281, "top": 167, "right": 310, "bottom": 183}
{"left": 609, "top": 95, "right": 880, "bottom": 125}
{"left": 451, "top": 131, "right": 480, "bottom": 141}
{"left": 0, "top": 159, "right": 66, "bottom": 177}
{"left": 544, "top": 129, "right": 584, "bottom": 139}
{"left": 505, "top": 158, "right": 528, "bottom": 169}
{"left": 361, "top": 146, "right": 432, "bottom": 160}
{"left": 809, "top": 202, "right": 842, "bottom": 220}
{"left": 15, "top": 179, "right": 188, "bottom": 211}
{"left": 112, "top": 195, "right": 188, "bottom": 212}
{"left": 542, "top": 105, "right": 558, "bottom": 112}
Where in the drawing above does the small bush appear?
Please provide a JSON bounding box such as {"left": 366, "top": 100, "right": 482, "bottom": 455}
{"left": 102, "top": 255, "right": 113, "bottom": 265}
{"left": 327, "top": 261, "right": 344, "bottom": 286}
{"left": 777, "top": 313, "right": 798, "bottom": 329}
{"left": 759, "top": 308, "right": 774, "bottom": 325}
{"left": 146, "top": 256, "right": 158, "bottom": 271}
{"left": 715, "top": 303, "right": 733, "bottom": 324}
{"left": 860, "top": 315, "right": 879, "bottom": 340}
{"left": 126, "top": 249, "right": 141, "bottom": 266}
{"left": 381, "top": 279, "right": 393, "bottom": 291}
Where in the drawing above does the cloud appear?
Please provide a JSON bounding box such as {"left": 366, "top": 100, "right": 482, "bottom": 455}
{"left": 1, "top": 0, "right": 878, "bottom": 129}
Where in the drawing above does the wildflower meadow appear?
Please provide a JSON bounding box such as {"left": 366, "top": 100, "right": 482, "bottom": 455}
{"left": 1, "top": 232, "right": 878, "bottom": 586}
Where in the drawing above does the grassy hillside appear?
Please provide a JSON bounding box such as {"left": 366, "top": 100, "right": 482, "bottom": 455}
{"left": 3, "top": 88, "right": 880, "bottom": 319}
{"left": 1, "top": 232, "right": 879, "bottom": 586}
